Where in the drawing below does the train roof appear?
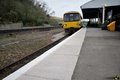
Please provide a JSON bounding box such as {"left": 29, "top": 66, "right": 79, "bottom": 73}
{"left": 64, "top": 11, "right": 80, "bottom": 14}
{"left": 64, "top": 11, "right": 82, "bottom": 18}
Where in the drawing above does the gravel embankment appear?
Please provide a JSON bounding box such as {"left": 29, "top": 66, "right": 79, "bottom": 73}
{"left": 0, "top": 28, "right": 64, "bottom": 69}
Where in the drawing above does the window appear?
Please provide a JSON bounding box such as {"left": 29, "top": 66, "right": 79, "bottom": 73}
{"left": 64, "top": 13, "right": 81, "bottom": 22}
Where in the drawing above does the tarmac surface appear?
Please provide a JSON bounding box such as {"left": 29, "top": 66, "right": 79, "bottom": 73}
{"left": 72, "top": 28, "right": 120, "bottom": 80}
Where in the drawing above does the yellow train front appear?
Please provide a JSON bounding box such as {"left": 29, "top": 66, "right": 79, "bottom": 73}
{"left": 63, "top": 11, "right": 82, "bottom": 34}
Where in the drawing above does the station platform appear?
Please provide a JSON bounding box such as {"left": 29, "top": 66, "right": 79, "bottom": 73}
{"left": 3, "top": 28, "right": 86, "bottom": 80}
{"left": 72, "top": 28, "right": 120, "bottom": 80}
{"left": 3, "top": 28, "right": 120, "bottom": 80}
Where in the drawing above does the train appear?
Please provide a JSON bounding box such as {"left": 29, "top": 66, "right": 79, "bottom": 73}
{"left": 63, "top": 11, "right": 82, "bottom": 34}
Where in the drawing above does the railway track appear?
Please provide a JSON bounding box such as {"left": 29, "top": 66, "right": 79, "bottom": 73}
{"left": 0, "top": 33, "right": 69, "bottom": 80}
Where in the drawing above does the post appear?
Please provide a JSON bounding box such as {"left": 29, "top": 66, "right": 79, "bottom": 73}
{"left": 102, "top": 5, "right": 105, "bottom": 24}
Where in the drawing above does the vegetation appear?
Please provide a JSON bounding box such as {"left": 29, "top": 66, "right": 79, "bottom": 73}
{"left": 0, "top": 0, "right": 60, "bottom": 26}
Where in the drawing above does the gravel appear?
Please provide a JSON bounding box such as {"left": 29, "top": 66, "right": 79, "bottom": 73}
{"left": 0, "top": 28, "right": 64, "bottom": 69}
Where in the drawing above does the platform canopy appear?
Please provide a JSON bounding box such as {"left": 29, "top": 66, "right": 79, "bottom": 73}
{"left": 81, "top": 0, "right": 120, "bottom": 19}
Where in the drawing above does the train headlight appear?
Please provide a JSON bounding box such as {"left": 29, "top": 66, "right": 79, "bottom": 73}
{"left": 64, "top": 24, "right": 67, "bottom": 26}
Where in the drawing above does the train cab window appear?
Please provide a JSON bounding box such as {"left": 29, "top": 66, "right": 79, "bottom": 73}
{"left": 64, "top": 13, "right": 80, "bottom": 22}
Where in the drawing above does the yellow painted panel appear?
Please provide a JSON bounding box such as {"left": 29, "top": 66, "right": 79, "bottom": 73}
{"left": 63, "top": 21, "right": 81, "bottom": 29}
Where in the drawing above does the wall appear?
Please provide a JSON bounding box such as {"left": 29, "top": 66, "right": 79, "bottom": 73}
{"left": 0, "top": 23, "right": 23, "bottom": 30}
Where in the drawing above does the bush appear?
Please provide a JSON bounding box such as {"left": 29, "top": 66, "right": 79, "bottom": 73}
{"left": 0, "top": 0, "right": 58, "bottom": 26}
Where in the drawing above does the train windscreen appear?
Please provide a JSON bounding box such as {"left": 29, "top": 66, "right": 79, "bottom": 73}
{"left": 64, "top": 13, "right": 80, "bottom": 22}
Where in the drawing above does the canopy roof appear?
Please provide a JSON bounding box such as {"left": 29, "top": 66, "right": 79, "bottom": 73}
{"left": 81, "top": 0, "right": 120, "bottom": 9}
{"left": 81, "top": 0, "right": 120, "bottom": 18}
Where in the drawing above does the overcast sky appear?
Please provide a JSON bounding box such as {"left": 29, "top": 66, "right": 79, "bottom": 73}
{"left": 38, "top": 0, "right": 91, "bottom": 18}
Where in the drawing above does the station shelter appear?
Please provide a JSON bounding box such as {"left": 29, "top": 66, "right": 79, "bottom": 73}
{"left": 81, "top": 0, "right": 120, "bottom": 29}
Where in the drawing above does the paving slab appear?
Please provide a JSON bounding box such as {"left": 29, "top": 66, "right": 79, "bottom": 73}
{"left": 72, "top": 28, "right": 120, "bottom": 80}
